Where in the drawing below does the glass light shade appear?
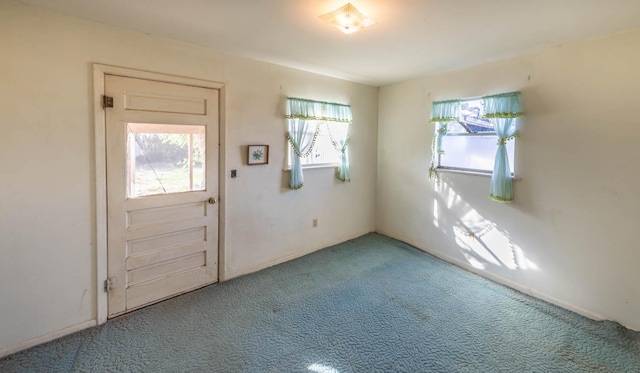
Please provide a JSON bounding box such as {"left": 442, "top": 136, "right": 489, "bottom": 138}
{"left": 319, "top": 3, "right": 375, "bottom": 34}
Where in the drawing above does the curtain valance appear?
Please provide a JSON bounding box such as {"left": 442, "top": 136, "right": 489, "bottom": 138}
{"left": 430, "top": 99, "right": 460, "bottom": 123}
{"left": 286, "top": 97, "right": 352, "bottom": 123}
{"left": 482, "top": 91, "right": 523, "bottom": 119}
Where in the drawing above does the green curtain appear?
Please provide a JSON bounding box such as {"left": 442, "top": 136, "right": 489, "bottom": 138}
{"left": 429, "top": 99, "right": 460, "bottom": 179}
{"left": 482, "top": 92, "right": 523, "bottom": 202}
{"left": 327, "top": 122, "right": 350, "bottom": 181}
{"left": 286, "top": 97, "right": 352, "bottom": 189}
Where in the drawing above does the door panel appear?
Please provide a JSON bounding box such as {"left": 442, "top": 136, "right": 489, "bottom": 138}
{"left": 127, "top": 227, "right": 205, "bottom": 256}
{"left": 105, "top": 75, "right": 219, "bottom": 317}
{"left": 128, "top": 252, "right": 206, "bottom": 286}
{"left": 126, "top": 267, "right": 211, "bottom": 310}
{"left": 127, "top": 202, "right": 206, "bottom": 226}
{"left": 124, "top": 92, "right": 208, "bottom": 115}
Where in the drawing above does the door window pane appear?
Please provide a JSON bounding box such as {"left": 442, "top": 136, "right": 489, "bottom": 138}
{"left": 127, "top": 123, "right": 205, "bottom": 198}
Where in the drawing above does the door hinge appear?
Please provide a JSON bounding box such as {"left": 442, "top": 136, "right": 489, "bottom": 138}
{"left": 102, "top": 95, "right": 114, "bottom": 109}
{"left": 104, "top": 277, "right": 116, "bottom": 292}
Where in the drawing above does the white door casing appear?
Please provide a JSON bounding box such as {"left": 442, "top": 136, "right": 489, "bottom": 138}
{"left": 104, "top": 75, "right": 219, "bottom": 317}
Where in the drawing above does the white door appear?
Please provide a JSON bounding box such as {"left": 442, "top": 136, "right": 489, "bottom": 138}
{"left": 105, "top": 75, "right": 219, "bottom": 317}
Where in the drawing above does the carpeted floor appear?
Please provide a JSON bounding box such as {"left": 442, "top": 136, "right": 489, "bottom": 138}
{"left": 2, "top": 233, "right": 639, "bottom": 372}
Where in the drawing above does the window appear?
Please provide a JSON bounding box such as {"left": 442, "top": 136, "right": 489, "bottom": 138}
{"left": 287, "top": 123, "right": 341, "bottom": 168}
{"left": 127, "top": 123, "right": 206, "bottom": 198}
{"left": 436, "top": 99, "right": 515, "bottom": 174}
{"left": 430, "top": 91, "right": 522, "bottom": 202}
{"left": 285, "top": 97, "right": 351, "bottom": 189}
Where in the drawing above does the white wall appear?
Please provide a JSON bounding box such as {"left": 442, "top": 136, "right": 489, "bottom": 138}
{"left": 0, "top": 1, "right": 377, "bottom": 353}
{"left": 378, "top": 29, "right": 640, "bottom": 331}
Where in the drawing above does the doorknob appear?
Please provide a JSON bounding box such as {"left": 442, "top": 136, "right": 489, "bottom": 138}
{"left": 208, "top": 197, "right": 217, "bottom": 204}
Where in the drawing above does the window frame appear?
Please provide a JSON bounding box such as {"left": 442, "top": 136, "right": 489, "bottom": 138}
{"left": 286, "top": 121, "right": 341, "bottom": 170}
{"left": 126, "top": 123, "right": 207, "bottom": 198}
{"left": 434, "top": 100, "right": 516, "bottom": 177}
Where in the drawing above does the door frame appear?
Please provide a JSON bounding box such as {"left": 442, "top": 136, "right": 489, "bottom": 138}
{"left": 93, "top": 64, "right": 227, "bottom": 324}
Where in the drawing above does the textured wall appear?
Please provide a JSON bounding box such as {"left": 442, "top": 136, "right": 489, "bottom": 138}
{"left": 377, "top": 29, "right": 640, "bottom": 331}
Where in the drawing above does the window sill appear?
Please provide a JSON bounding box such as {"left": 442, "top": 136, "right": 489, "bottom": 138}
{"left": 283, "top": 163, "right": 339, "bottom": 172}
{"left": 435, "top": 168, "right": 521, "bottom": 180}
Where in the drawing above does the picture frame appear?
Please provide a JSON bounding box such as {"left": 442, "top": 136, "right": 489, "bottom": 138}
{"left": 247, "top": 145, "right": 269, "bottom": 165}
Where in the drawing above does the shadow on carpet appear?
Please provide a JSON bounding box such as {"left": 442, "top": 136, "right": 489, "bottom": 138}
{"left": 2, "top": 233, "right": 639, "bottom": 372}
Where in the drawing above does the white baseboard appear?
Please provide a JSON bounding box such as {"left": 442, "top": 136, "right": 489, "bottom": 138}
{"left": 0, "top": 319, "right": 97, "bottom": 359}
{"left": 224, "top": 246, "right": 320, "bottom": 280}
{"left": 223, "top": 231, "right": 374, "bottom": 281}
{"left": 376, "top": 230, "right": 608, "bottom": 324}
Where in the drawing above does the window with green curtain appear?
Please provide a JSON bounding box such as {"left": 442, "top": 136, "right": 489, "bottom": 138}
{"left": 428, "top": 92, "right": 523, "bottom": 202}
{"left": 285, "top": 97, "right": 352, "bottom": 189}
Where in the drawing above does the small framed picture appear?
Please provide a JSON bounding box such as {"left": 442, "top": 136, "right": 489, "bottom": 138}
{"left": 247, "top": 145, "right": 269, "bottom": 165}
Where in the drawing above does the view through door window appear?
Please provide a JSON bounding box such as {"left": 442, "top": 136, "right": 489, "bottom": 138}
{"left": 127, "top": 123, "right": 206, "bottom": 198}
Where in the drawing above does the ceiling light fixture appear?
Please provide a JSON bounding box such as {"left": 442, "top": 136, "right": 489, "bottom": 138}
{"left": 319, "top": 3, "right": 375, "bottom": 34}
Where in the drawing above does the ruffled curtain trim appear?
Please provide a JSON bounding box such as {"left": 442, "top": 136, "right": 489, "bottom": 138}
{"left": 286, "top": 97, "right": 352, "bottom": 123}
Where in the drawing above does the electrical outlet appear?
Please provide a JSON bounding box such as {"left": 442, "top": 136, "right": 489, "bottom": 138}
{"left": 313, "top": 218, "right": 318, "bottom": 228}
{"left": 231, "top": 169, "right": 237, "bottom": 178}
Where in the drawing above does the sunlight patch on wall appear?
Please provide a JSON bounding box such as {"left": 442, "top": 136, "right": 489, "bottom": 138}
{"left": 455, "top": 224, "right": 518, "bottom": 270}
{"left": 434, "top": 179, "right": 538, "bottom": 272}
{"left": 514, "top": 245, "right": 539, "bottom": 271}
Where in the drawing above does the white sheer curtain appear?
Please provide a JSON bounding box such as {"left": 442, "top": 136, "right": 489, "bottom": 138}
{"left": 287, "top": 118, "right": 318, "bottom": 189}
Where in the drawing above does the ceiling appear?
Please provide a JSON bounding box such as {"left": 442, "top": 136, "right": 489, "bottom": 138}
{"left": 13, "top": 0, "right": 640, "bottom": 86}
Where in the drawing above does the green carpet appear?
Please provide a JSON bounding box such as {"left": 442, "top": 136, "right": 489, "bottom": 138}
{"left": 2, "top": 233, "right": 639, "bottom": 372}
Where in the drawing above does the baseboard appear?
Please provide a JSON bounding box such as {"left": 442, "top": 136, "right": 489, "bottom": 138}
{"left": 223, "top": 230, "right": 375, "bottom": 281}
{"left": 375, "top": 230, "right": 607, "bottom": 324}
{"left": 224, "top": 246, "right": 320, "bottom": 281}
{"left": 0, "top": 319, "right": 97, "bottom": 359}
